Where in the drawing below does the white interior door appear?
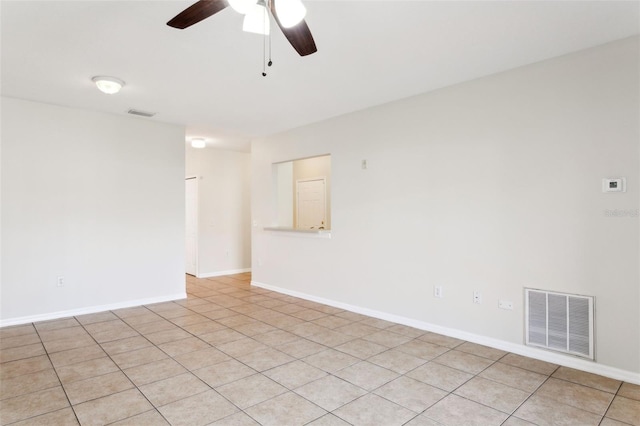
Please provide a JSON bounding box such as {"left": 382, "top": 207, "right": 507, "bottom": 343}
{"left": 297, "top": 178, "right": 326, "bottom": 229}
{"left": 185, "top": 177, "right": 198, "bottom": 276}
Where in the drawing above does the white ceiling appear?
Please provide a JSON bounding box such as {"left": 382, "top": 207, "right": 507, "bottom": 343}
{"left": 2, "top": 1, "right": 639, "bottom": 152}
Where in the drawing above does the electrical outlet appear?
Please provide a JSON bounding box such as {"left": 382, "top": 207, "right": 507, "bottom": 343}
{"left": 499, "top": 300, "right": 514, "bottom": 310}
{"left": 473, "top": 291, "right": 482, "bottom": 304}
{"left": 57, "top": 276, "right": 64, "bottom": 287}
{"left": 434, "top": 286, "right": 443, "bottom": 298}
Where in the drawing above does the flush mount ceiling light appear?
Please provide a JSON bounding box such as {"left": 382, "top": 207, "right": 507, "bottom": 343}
{"left": 191, "top": 138, "right": 206, "bottom": 149}
{"left": 91, "top": 76, "right": 125, "bottom": 94}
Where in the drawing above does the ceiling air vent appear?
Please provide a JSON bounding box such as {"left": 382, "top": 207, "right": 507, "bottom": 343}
{"left": 525, "top": 288, "right": 594, "bottom": 360}
{"left": 127, "top": 109, "right": 156, "bottom": 118}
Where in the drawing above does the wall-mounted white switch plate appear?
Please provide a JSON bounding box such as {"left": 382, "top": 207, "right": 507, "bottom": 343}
{"left": 473, "top": 291, "right": 482, "bottom": 304}
{"left": 57, "top": 276, "right": 64, "bottom": 287}
{"left": 434, "top": 286, "right": 443, "bottom": 298}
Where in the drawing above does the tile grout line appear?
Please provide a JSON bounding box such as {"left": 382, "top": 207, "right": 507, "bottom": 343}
{"left": 181, "top": 281, "right": 401, "bottom": 425}
{"left": 132, "top": 282, "right": 504, "bottom": 420}
{"left": 74, "top": 314, "right": 155, "bottom": 424}
{"left": 596, "top": 379, "right": 624, "bottom": 426}
{"left": 142, "top": 284, "right": 326, "bottom": 424}
{"left": 31, "top": 322, "right": 82, "bottom": 426}
{"left": 111, "top": 302, "right": 245, "bottom": 425}
{"left": 66, "top": 311, "right": 172, "bottom": 425}
{"left": 503, "top": 365, "right": 560, "bottom": 425}
{"left": 176, "top": 290, "right": 337, "bottom": 423}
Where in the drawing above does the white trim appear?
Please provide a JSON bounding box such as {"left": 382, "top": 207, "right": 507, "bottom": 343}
{"left": 251, "top": 280, "right": 640, "bottom": 385}
{"left": 264, "top": 228, "right": 332, "bottom": 239}
{"left": 0, "top": 292, "right": 187, "bottom": 328}
{"left": 198, "top": 268, "right": 252, "bottom": 278}
{"left": 185, "top": 176, "right": 199, "bottom": 276}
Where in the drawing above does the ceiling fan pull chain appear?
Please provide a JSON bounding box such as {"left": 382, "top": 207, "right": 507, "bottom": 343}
{"left": 262, "top": 0, "right": 268, "bottom": 76}
{"left": 262, "top": 32, "right": 267, "bottom": 76}
{"left": 268, "top": 21, "right": 273, "bottom": 68}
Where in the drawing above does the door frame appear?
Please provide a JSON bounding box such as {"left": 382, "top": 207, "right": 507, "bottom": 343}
{"left": 295, "top": 176, "right": 327, "bottom": 229}
{"left": 185, "top": 176, "right": 198, "bottom": 277}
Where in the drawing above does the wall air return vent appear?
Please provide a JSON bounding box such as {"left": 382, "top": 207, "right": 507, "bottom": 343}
{"left": 525, "top": 288, "right": 594, "bottom": 360}
{"left": 127, "top": 109, "right": 156, "bottom": 118}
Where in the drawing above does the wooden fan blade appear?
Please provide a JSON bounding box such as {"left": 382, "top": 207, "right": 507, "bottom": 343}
{"left": 270, "top": 1, "right": 317, "bottom": 56}
{"left": 167, "top": 0, "right": 228, "bottom": 29}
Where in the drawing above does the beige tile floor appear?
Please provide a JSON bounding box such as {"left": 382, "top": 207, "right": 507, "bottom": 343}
{"left": 1, "top": 273, "right": 639, "bottom": 425}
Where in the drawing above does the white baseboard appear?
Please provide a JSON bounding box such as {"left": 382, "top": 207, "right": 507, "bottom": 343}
{"left": 198, "top": 268, "right": 251, "bottom": 278}
{"left": 0, "top": 292, "right": 187, "bottom": 328}
{"left": 252, "top": 280, "right": 640, "bottom": 385}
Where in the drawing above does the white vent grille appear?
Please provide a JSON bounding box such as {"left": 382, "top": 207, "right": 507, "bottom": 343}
{"left": 525, "top": 288, "right": 594, "bottom": 360}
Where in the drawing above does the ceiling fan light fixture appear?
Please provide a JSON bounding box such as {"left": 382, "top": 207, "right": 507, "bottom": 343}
{"left": 228, "top": 0, "right": 258, "bottom": 15}
{"left": 242, "top": 2, "right": 270, "bottom": 35}
{"left": 191, "top": 138, "right": 206, "bottom": 148}
{"left": 275, "top": 0, "right": 306, "bottom": 28}
{"left": 91, "top": 76, "right": 125, "bottom": 94}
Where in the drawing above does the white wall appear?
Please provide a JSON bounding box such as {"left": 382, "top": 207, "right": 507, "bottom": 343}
{"left": 275, "top": 161, "right": 294, "bottom": 228}
{"left": 252, "top": 37, "right": 639, "bottom": 380}
{"left": 185, "top": 146, "right": 251, "bottom": 277}
{"left": 1, "top": 97, "right": 186, "bottom": 324}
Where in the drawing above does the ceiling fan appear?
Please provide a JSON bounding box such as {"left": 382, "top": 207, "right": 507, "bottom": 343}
{"left": 167, "top": 0, "right": 317, "bottom": 57}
